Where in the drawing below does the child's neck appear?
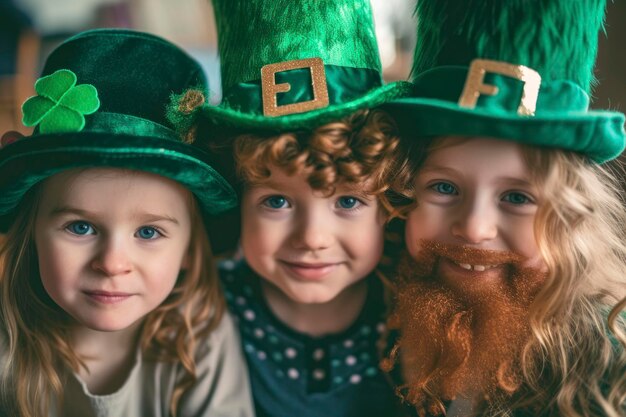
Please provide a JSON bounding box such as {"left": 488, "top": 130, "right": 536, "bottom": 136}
{"left": 261, "top": 279, "right": 369, "bottom": 337}
{"left": 70, "top": 320, "right": 142, "bottom": 395}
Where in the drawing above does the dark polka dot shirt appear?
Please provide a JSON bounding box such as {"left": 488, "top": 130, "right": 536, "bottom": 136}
{"left": 220, "top": 259, "right": 404, "bottom": 417}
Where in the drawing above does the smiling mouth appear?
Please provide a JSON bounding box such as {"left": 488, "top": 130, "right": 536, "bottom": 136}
{"left": 451, "top": 261, "right": 500, "bottom": 272}
{"left": 278, "top": 261, "right": 342, "bottom": 280}
{"left": 440, "top": 258, "right": 509, "bottom": 283}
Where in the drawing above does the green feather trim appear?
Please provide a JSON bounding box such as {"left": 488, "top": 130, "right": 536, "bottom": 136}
{"left": 166, "top": 86, "right": 208, "bottom": 143}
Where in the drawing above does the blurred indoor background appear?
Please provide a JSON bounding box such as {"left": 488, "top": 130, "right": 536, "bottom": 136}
{"left": 0, "top": 0, "right": 624, "bottom": 142}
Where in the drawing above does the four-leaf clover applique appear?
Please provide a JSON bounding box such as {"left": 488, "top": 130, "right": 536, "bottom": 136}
{"left": 22, "top": 69, "right": 100, "bottom": 134}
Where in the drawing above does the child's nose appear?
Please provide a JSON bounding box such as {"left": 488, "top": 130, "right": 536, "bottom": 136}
{"left": 91, "top": 238, "right": 133, "bottom": 276}
{"left": 290, "top": 210, "right": 334, "bottom": 251}
{"left": 450, "top": 200, "right": 498, "bottom": 244}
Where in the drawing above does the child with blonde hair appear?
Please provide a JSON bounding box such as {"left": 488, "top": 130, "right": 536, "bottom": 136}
{"left": 0, "top": 29, "right": 253, "bottom": 417}
{"left": 381, "top": 0, "right": 626, "bottom": 416}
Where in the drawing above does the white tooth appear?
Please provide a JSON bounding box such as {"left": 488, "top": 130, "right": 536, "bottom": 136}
{"left": 459, "top": 263, "right": 472, "bottom": 270}
{"left": 474, "top": 265, "right": 486, "bottom": 272}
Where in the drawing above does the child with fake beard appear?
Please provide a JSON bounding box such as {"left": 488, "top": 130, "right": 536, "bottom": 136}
{"left": 380, "top": 0, "right": 626, "bottom": 416}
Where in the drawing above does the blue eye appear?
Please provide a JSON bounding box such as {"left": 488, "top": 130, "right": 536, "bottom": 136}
{"left": 337, "top": 196, "right": 361, "bottom": 210}
{"left": 430, "top": 182, "right": 458, "bottom": 195}
{"left": 66, "top": 221, "right": 95, "bottom": 235}
{"left": 136, "top": 226, "right": 161, "bottom": 240}
{"left": 263, "top": 195, "right": 289, "bottom": 209}
{"left": 502, "top": 192, "right": 532, "bottom": 205}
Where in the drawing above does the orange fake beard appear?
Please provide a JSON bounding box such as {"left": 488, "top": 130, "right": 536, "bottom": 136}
{"left": 382, "top": 241, "right": 546, "bottom": 416}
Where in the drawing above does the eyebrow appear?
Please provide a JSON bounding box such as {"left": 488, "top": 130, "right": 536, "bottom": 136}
{"left": 246, "top": 181, "right": 375, "bottom": 199}
{"left": 49, "top": 206, "right": 180, "bottom": 225}
{"left": 496, "top": 177, "right": 534, "bottom": 187}
{"left": 419, "top": 165, "right": 460, "bottom": 176}
{"left": 419, "top": 167, "right": 533, "bottom": 187}
{"left": 246, "top": 180, "right": 282, "bottom": 190}
{"left": 334, "top": 187, "right": 373, "bottom": 199}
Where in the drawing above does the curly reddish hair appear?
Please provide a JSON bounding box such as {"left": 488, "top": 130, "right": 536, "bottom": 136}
{"left": 232, "top": 109, "right": 411, "bottom": 218}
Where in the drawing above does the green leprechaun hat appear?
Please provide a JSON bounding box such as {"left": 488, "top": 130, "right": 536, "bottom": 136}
{"left": 383, "top": 0, "right": 625, "bottom": 163}
{"left": 0, "top": 29, "right": 236, "bottom": 232}
{"left": 180, "top": 0, "right": 411, "bottom": 132}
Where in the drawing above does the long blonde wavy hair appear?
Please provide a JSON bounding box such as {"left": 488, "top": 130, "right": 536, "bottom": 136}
{"left": 399, "top": 138, "right": 626, "bottom": 416}
{"left": 503, "top": 147, "right": 626, "bottom": 417}
{"left": 0, "top": 179, "right": 224, "bottom": 417}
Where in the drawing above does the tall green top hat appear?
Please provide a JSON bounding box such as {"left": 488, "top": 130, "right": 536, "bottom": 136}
{"left": 183, "top": 0, "right": 411, "bottom": 131}
{"left": 0, "top": 29, "right": 236, "bottom": 231}
{"left": 384, "top": 0, "right": 625, "bottom": 163}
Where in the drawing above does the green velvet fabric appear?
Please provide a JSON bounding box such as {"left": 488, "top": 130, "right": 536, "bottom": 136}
{"left": 384, "top": 66, "right": 625, "bottom": 163}
{"left": 52, "top": 112, "right": 179, "bottom": 141}
{"left": 411, "top": 0, "right": 605, "bottom": 93}
{"left": 185, "top": 0, "right": 410, "bottom": 131}
{"left": 0, "top": 135, "right": 235, "bottom": 222}
{"left": 213, "top": 0, "right": 382, "bottom": 94}
{"left": 0, "top": 29, "right": 237, "bottom": 232}
{"left": 413, "top": 67, "right": 592, "bottom": 114}
{"left": 384, "top": 0, "right": 625, "bottom": 163}
{"left": 222, "top": 65, "right": 382, "bottom": 114}
{"left": 201, "top": 81, "right": 411, "bottom": 131}
{"left": 41, "top": 29, "right": 205, "bottom": 129}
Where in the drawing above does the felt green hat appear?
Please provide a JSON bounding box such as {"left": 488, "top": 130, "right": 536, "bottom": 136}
{"left": 0, "top": 28, "right": 237, "bottom": 232}
{"left": 182, "top": 0, "right": 411, "bottom": 132}
{"left": 383, "top": 0, "right": 625, "bottom": 163}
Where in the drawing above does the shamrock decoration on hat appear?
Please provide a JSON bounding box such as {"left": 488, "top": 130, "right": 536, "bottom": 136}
{"left": 0, "top": 29, "right": 237, "bottom": 232}
{"left": 22, "top": 69, "right": 100, "bottom": 133}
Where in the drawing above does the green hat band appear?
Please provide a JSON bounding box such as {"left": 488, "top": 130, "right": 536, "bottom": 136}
{"left": 223, "top": 64, "right": 381, "bottom": 116}
{"left": 414, "top": 66, "right": 590, "bottom": 116}
{"left": 32, "top": 111, "right": 179, "bottom": 141}
{"left": 384, "top": 58, "right": 625, "bottom": 163}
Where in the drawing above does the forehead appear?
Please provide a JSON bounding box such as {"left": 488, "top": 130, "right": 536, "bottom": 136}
{"left": 39, "top": 168, "right": 191, "bottom": 208}
{"left": 421, "top": 137, "right": 531, "bottom": 180}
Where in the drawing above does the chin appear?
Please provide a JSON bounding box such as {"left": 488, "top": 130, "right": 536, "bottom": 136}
{"left": 75, "top": 315, "right": 139, "bottom": 332}
{"left": 287, "top": 289, "right": 338, "bottom": 305}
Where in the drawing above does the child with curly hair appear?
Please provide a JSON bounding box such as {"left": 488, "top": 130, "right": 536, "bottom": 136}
{"left": 168, "top": 1, "right": 411, "bottom": 416}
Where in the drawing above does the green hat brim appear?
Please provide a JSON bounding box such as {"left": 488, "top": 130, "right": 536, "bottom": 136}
{"left": 383, "top": 97, "right": 625, "bottom": 163}
{"left": 201, "top": 81, "right": 412, "bottom": 131}
{"left": 0, "top": 134, "right": 237, "bottom": 232}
